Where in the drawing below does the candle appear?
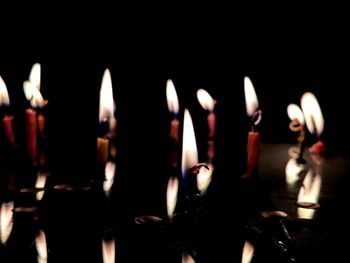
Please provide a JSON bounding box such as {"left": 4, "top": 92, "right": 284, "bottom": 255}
{"left": 0, "top": 76, "right": 17, "bottom": 149}
{"left": 196, "top": 88, "right": 216, "bottom": 139}
{"left": 287, "top": 103, "right": 306, "bottom": 162}
{"left": 243, "top": 76, "right": 262, "bottom": 179}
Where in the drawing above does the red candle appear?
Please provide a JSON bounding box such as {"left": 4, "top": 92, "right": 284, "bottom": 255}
{"left": 26, "top": 108, "right": 38, "bottom": 166}
{"left": 170, "top": 117, "right": 179, "bottom": 144}
{"left": 246, "top": 131, "right": 260, "bottom": 178}
{"left": 2, "top": 114, "right": 16, "bottom": 149}
{"left": 207, "top": 111, "right": 216, "bottom": 139}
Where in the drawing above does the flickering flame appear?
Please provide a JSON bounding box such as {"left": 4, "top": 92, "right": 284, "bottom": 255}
{"left": 287, "top": 103, "right": 305, "bottom": 125}
{"left": 99, "top": 68, "right": 116, "bottom": 132}
{"left": 285, "top": 158, "right": 303, "bottom": 186}
{"left": 35, "top": 229, "right": 47, "bottom": 263}
{"left": 0, "top": 76, "right": 10, "bottom": 106}
{"left": 166, "top": 176, "right": 179, "bottom": 219}
{"left": 297, "top": 170, "right": 321, "bottom": 206}
{"left": 23, "top": 81, "right": 45, "bottom": 108}
{"left": 35, "top": 172, "right": 47, "bottom": 201}
{"left": 181, "top": 109, "right": 198, "bottom": 178}
{"left": 103, "top": 162, "right": 116, "bottom": 196}
{"left": 166, "top": 79, "right": 179, "bottom": 115}
{"left": 241, "top": 240, "right": 254, "bottom": 263}
{"left": 182, "top": 252, "right": 196, "bottom": 263}
{"left": 301, "top": 92, "right": 324, "bottom": 137}
{"left": 0, "top": 201, "right": 14, "bottom": 244}
{"left": 196, "top": 89, "right": 215, "bottom": 111}
{"left": 29, "top": 63, "right": 41, "bottom": 90}
{"left": 244, "top": 76, "right": 259, "bottom": 117}
{"left": 197, "top": 163, "right": 213, "bottom": 194}
{"left": 102, "top": 238, "right": 115, "bottom": 263}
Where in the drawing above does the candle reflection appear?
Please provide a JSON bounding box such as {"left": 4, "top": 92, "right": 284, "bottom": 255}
{"left": 35, "top": 229, "right": 48, "bottom": 263}
{"left": 285, "top": 158, "right": 303, "bottom": 186}
{"left": 166, "top": 175, "right": 179, "bottom": 220}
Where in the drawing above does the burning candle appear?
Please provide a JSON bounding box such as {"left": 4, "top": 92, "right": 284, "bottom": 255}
{"left": 196, "top": 88, "right": 216, "bottom": 139}
{"left": 287, "top": 103, "right": 306, "bottom": 162}
{"left": 0, "top": 76, "right": 17, "bottom": 149}
{"left": 300, "top": 92, "right": 325, "bottom": 155}
{"left": 243, "top": 76, "right": 262, "bottom": 178}
{"left": 166, "top": 79, "right": 180, "bottom": 144}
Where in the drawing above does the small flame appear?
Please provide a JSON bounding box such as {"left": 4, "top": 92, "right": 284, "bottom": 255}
{"left": 244, "top": 76, "right": 259, "bottom": 116}
{"left": 285, "top": 158, "right": 303, "bottom": 186}
{"left": 99, "top": 68, "right": 116, "bottom": 131}
{"left": 103, "top": 162, "right": 116, "bottom": 196}
{"left": 29, "top": 63, "right": 41, "bottom": 90}
{"left": 197, "top": 163, "right": 213, "bottom": 194}
{"left": 181, "top": 109, "right": 198, "bottom": 178}
{"left": 301, "top": 92, "right": 324, "bottom": 136}
{"left": 196, "top": 89, "right": 215, "bottom": 111}
{"left": 287, "top": 103, "right": 305, "bottom": 125}
{"left": 182, "top": 253, "right": 196, "bottom": 263}
{"left": 166, "top": 176, "right": 179, "bottom": 219}
{"left": 23, "top": 81, "right": 45, "bottom": 108}
{"left": 297, "top": 170, "right": 321, "bottom": 205}
{"left": 35, "top": 172, "right": 47, "bottom": 201}
{"left": 35, "top": 229, "right": 47, "bottom": 263}
{"left": 0, "top": 76, "right": 10, "bottom": 106}
{"left": 0, "top": 201, "right": 14, "bottom": 244}
{"left": 241, "top": 240, "right": 254, "bottom": 263}
{"left": 166, "top": 79, "right": 179, "bottom": 115}
{"left": 102, "top": 238, "right": 115, "bottom": 263}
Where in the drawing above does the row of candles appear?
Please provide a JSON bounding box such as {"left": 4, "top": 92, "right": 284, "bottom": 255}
{"left": 0, "top": 63, "right": 325, "bottom": 262}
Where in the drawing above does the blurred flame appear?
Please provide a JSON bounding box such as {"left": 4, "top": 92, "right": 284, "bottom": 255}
{"left": 301, "top": 92, "right": 324, "bottom": 136}
{"left": 103, "top": 162, "right": 116, "bottom": 196}
{"left": 196, "top": 89, "right": 215, "bottom": 111}
{"left": 287, "top": 103, "right": 305, "bottom": 125}
{"left": 182, "top": 253, "right": 196, "bottom": 263}
{"left": 241, "top": 240, "right": 254, "bottom": 263}
{"left": 99, "top": 68, "right": 116, "bottom": 131}
{"left": 297, "top": 170, "right": 321, "bottom": 205}
{"left": 35, "top": 172, "right": 47, "bottom": 201}
{"left": 285, "top": 158, "right": 303, "bottom": 186}
{"left": 297, "top": 207, "right": 316, "bottom": 220}
{"left": 23, "top": 81, "right": 45, "bottom": 108}
{"left": 35, "top": 229, "right": 47, "bottom": 263}
{"left": 29, "top": 63, "right": 41, "bottom": 90}
{"left": 0, "top": 201, "right": 14, "bottom": 244}
{"left": 166, "top": 176, "right": 179, "bottom": 219}
{"left": 244, "top": 76, "right": 259, "bottom": 116}
{"left": 102, "top": 238, "right": 115, "bottom": 263}
{"left": 0, "top": 76, "right": 10, "bottom": 106}
{"left": 197, "top": 163, "right": 213, "bottom": 194}
{"left": 181, "top": 109, "right": 198, "bottom": 178}
{"left": 166, "top": 79, "right": 179, "bottom": 115}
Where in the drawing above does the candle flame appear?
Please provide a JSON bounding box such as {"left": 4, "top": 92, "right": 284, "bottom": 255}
{"left": 244, "top": 76, "right": 259, "bottom": 116}
{"left": 197, "top": 163, "right": 213, "bottom": 194}
{"left": 29, "top": 63, "right": 41, "bottom": 90}
{"left": 241, "top": 240, "right": 254, "bottom": 263}
{"left": 103, "top": 161, "right": 116, "bottom": 196}
{"left": 99, "top": 68, "right": 116, "bottom": 131}
{"left": 0, "top": 76, "right": 10, "bottom": 106}
{"left": 35, "top": 172, "right": 48, "bottom": 201}
{"left": 23, "top": 81, "right": 45, "bottom": 108}
{"left": 297, "top": 170, "right": 321, "bottom": 205}
{"left": 0, "top": 201, "right": 14, "bottom": 244}
{"left": 196, "top": 89, "right": 215, "bottom": 111}
{"left": 102, "top": 238, "right": 115, "bottom": 263}
{"left": 301, "top": 92, "right": 324, "bottom": 136}
{"left": 166, "top": 176, "right": 179, "bottom": 219}
{"left": 285, "top": 158, "right": 303, "bottom": 186}
{"left": 35, "top": 229, "right": 48, "bottom": 263}
{"left": 182, "top": 253, "right": 196, "bottom": 263}
{"left": 181, "top": 109, "right": 198, "bottom": 178}
{"left": 166, "top": 79, "right": 179, "bottom": 115}
{"left": 287, "top": 103, "right": 305, "bottom": 125}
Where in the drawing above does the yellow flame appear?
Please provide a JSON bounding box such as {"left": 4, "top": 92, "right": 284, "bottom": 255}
{"left": 196, "top": 89, "right": 215, "bottom": 111}
{"left": 166, "top": 176, "right": 179, "bottom": 219}
{"left": 29, "top": 63, "right": 41, "bottom": 90}
{"left": 35, "top": 229, "right": 47, "bottom": 263}
{"left": 35, "top": 172, "right": 48, "bottom": 201}
{"left": 287, "top": 103, "right": 305, "bottom": 125}
{"left": 182, "top": 253, "right": 196, "bottom": 263}
{"left": 166, "top": 79, "right": 179, "bottom": 114}
{"left": 102, "top": 238, "right": 115, "bottom": 263}
{"left": 285, "top": 158, "right": 303, "bottom": 186}
{"left": 0, "top": 201, "right": 14, "bottom": 244}
{"left": 301, "top": 92, "right": 324, "bottom": 136}
{"left": 103, "top": 162, "right": 116, "bottom": 196}
{"left": 241, "top": 240, "right": 254, "bottom": 263}
{"left": 181, "top": 109, "right": 198, "bottom": 178}
{"left": 99, "top": 68, "right": 116, "bottom": 131}
{"left": 297, "top": 170, "right": 321, "bottom": 205}
{"left": 244, "top": 76, "right": 259, "bottom": 116}
{"left": 0, "top": 76, "right": 10, "bottom": 106}
{"left": 23, "top": 80, "right": 45, "bottom": 108}
{"left": 197, "top": 163, "right": 213, "bottom": 194}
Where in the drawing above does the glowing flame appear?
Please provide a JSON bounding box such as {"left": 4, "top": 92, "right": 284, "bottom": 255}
{"left": 99, "top": 68, "right": 116, "bottom": 132}
{"left": 0, "top": 76, "right": 10, "bottom": 106}
{"left": 287, "top": 103, "right": 305, "bottom": 125}
{"left": 181, "top": 109, "right": 198, "bottom": 178}
{"left": 196, "top": 89, "right": 215, "bottom": 111}
{"left": 285, "top": 158, "right": 303, "bottom": 186}
{"left": 0, "top": 201, "right": 14, "bottom": 244}
{"left": 166, "top": 176, "right": 179, "bottom": 219}
{"left": 166, "top": 79, "right": 179, "bottom": 115}
{"left": 301, "top": 92, "right": 324, "bottom": 136}
{"left": 35, "top": 172, "right": 47, "bottom": 201}
{"left": 297, "top": 170, "right": 321, "bottom": 205}
{"left": 35, "top": 229, "right": 47, "bottom": 263}
{"left": 29, "top": 63, "right": 41, "bottom": 90}
{"left": 197, "top": 163, "right": 213, "bottom": 194}
{"left": 244, "top": 76, "right": 259, "bottom": 116}
{"left": 182, "top": 253, "right": 196, "bottom": 263}
{"left": 23, "top": 81, "right": 45, "bottom": 108}
{"left": 241, "top": 240, "right": 254, "bottom": 263}
{"left": 297, "top": 207, "right": 316, "bottom": 220}
{"left": 103, "top": 162, "right": 116, "bottom": 196}
{"left": 102, "top": 238, "right": 115, "bottom": 263}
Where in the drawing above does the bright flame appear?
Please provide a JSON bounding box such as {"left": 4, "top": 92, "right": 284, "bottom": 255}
{"left": 166, "top": 176, "right": 179, "bottom": 219}
{"left": 23, "top": 81, "right": 45, "bottom": 108}
{"left": 35, "top": 172, "right": 47, "bottom": 201}
{"left": 196, "top": 89, "right": 215, "bottom": 111}
{"left": 287, "top": 103, "right": 305, "bottom": 125}
{"left": 0, "top": 201, "right": 14, "bottom": 244}
{"left": 35, "top": 229, "right": 47, "bottom": 263}
{"left": 244, "top": 76, "right": 259, "bottom": 116}
{"left": 0, "top": 76, "right": 10, "bottom": 106}
{"left": 285, "top": 158, "right": 303, "bottom": 186}
{"left": 181, "top": 109, "right": 198, "bottom": 178}
{"left": 103, "top": 162, "right": 116, "bottom": 196}
{"left": 99, "top": 68, "right": 116, "bottom": 131}
{"left": 301, "top": 92, "right": 324, "bottom": 136}
{"left": 102, "top": 238, "right": 115, "bottom": 263}
{"left": 182, "top": 253, "right": 196, "bottom": 263}
{"left": 241, "top": 240, "right": 254, "bottom": 263}
{"left": 166, "top": 79, "right": 179, "bottom": 115}
{"left": 197, "top": 163, "right": 213, "bottom": 194}
{"left": 29, "top": 63, "right": 41, "bottom": 90}
{"left": 297, "top": 170, "right": 321, "bottom": 205}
